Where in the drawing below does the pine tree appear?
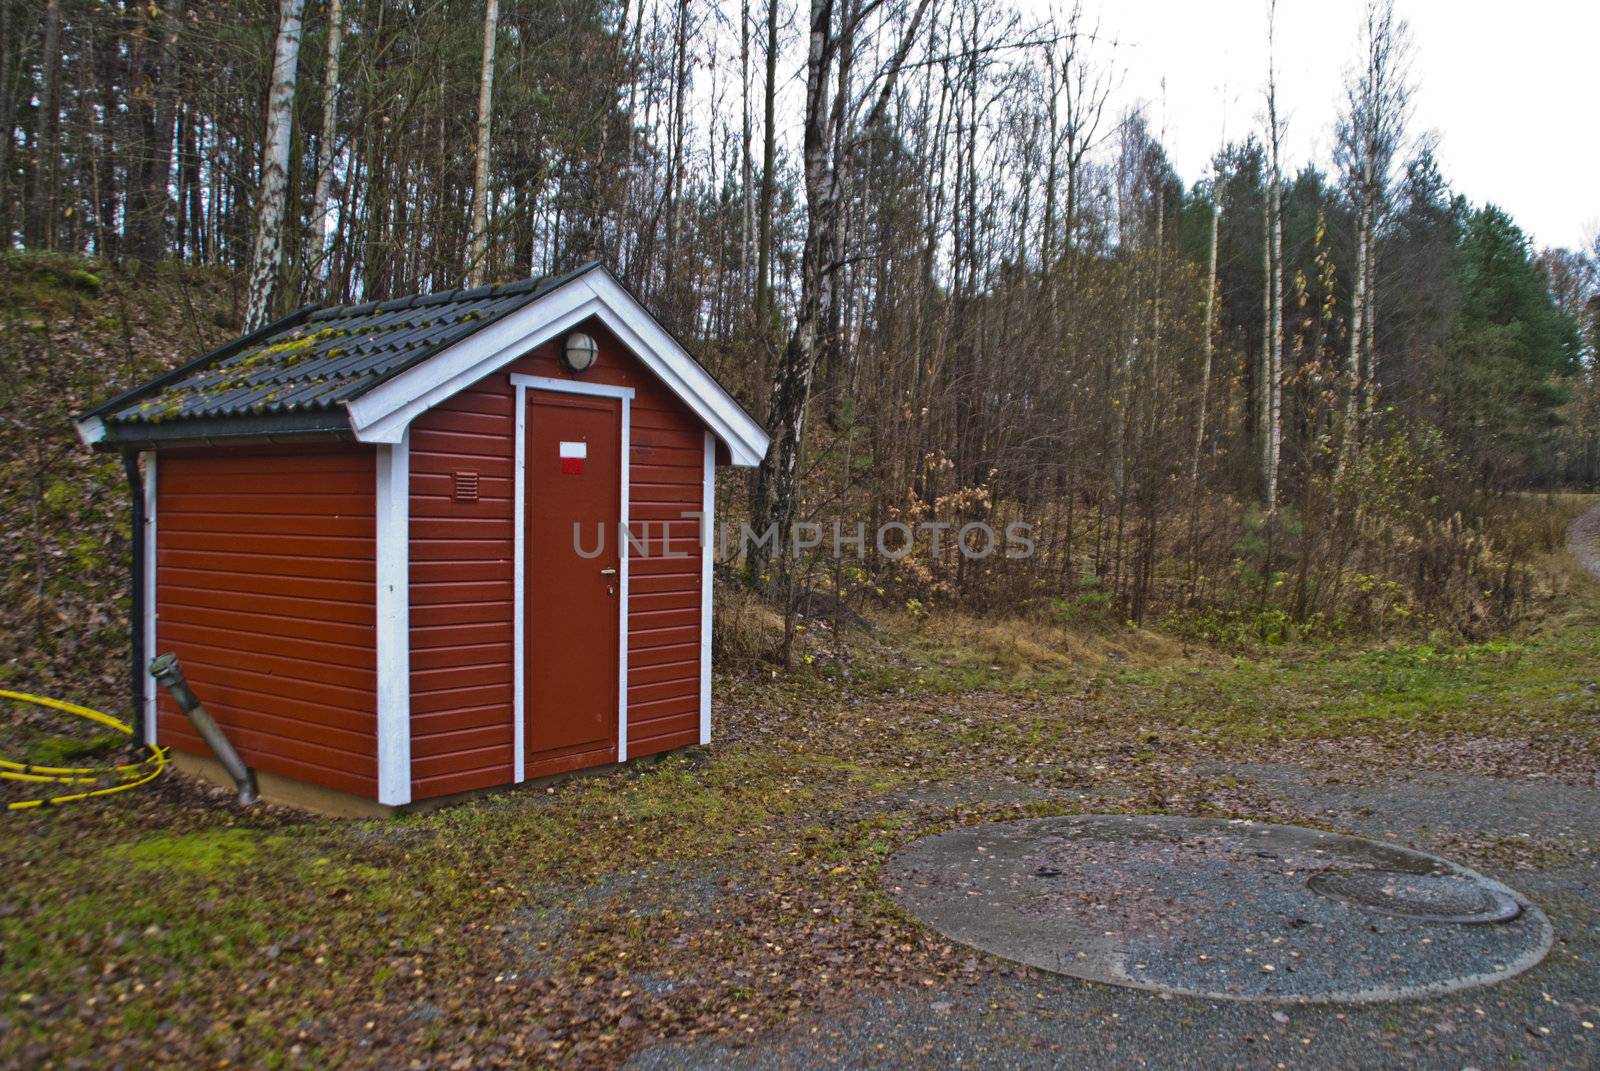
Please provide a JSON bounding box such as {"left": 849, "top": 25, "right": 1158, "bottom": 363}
{"left": 1447, "top": 206, "right": 1582, "bottom": 481}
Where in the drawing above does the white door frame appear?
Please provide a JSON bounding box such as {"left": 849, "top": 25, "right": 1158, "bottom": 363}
{"left": 510, "top": 373, "right": 634, "bottom": 779}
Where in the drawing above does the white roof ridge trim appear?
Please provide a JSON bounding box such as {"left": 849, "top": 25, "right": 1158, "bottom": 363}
{"left": 342, "top": 270, "right": 770, "bottom": 467}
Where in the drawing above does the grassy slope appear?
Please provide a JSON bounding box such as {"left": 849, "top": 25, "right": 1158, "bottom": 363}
{"left": 2, "top": 504, "right": 1596, "bottom": 1068}
{"left": 0, "top": 253, "right": 236, "bottom": 711}
{"left": 1120, "top": 495, "right": 1600, "bottom": 762}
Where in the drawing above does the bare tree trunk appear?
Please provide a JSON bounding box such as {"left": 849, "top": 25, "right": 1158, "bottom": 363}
{"left": 466, "top": 0, "right": 499, "bottom": 286}
{"left": 244, "top": 0, "right": 306, "bottom": 331}
{"left": 312, "top": 0, "right": 343, "bottom": 288}
{"left": 1190, "top": 174, "right": 1220, "bottom": 491}
{"left": 750, "top": 0, "right": 779, "bottom": 414}
{"left": 663, "top": 0, "right": 691, "bottom": 287}
{"left": 1188, "top": 172, "right": 1221, "bottom": 598}
{"left": 1341, "top": 195, "right": 1370, "bottom": 474}
{"left": 748, "top": 0, "right": 838, "bottom": 601}
{"left": 0, "top": 0, "right": 16, "bottom": 237}
{"left": 746, "top": 0, "right": 934, "bottom": 615}
{"left": 26, "top": 0, "right": 61, "bottom": 250}
{"left": 1336, "top": 0, "right": 1412, "bottom": 475}
{"left": 1148, "top": 84, "right": 1166, "bottom": 441}
{"left": 1267, "top": 145, "right": 1283, "bottom": 514}
{"left": 1259, "top": 190, "right": 1271, "bottom": 486}
{"left": 1360, "top": 200, "right": 1378, "bottom": 417}
{"left": 739, "top": 0, "right": 754, "bottom": 291}
{"left": 1262, "top": 0, "right": 1283, "bottom": 514}
{"left": 129, "top": 0, "right": 181, "bottom": 265}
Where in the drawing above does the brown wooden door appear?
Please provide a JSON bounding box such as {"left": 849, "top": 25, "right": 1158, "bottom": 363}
{"left": 525, "top": 390, "right": 622, "bottom": 757}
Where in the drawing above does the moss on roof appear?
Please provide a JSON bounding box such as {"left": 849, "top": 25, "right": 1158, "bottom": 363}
{"left": 102, "top": 267, "right": 597, "bottom": 427}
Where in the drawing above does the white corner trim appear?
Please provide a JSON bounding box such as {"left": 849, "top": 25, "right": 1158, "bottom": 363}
{"left": 76, "top": 415, "right": 107, "bottom": 447}
{"left": 699, "top": 431, "right": 714, "bottom": 746}
{"left": 512, "top": 382, "right": 527, "bottom": 782}
{"left": 517, "top": 381, "right": 632, "bottom": 768}
{"left": 344, "top": 269, "right": 770, "bottom": 467}
{"left": 141, "top": 451, "right": 158, "bottom": 747}
{"left": 375, "top": 434, "right": 412, "bottom": 806}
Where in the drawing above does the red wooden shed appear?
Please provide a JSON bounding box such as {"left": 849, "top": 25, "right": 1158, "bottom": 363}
{"left": 75, "top": 264, "right": 769, "bottom": 812}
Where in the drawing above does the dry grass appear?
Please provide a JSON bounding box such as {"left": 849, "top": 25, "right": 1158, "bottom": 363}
{"left": 810, "top": 609, "right": 1197, "bottom": 693}
{"left": 713, "top": 492, "right": 1600, "bottom": 686}
{"left": 712, "top": 575, "right": 1198, "bottom": 691}
{"left": 1484, "top": 491, "right": 1600, "bottom": 596}
{"left": 711, "top": 579, "right": 787, "bottom": 664}
{"left": 918, "top": 613, "right": 1185, "bottom": 670}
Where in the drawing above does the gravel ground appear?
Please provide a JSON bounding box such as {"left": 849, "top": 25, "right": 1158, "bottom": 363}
{"left": 629, "top": 770, "right": 1600, "bottom": 1070}
{"left": 1569, "top": 504, "right": 1600, "bottom": 581}
{"left": 626, "top": 508, "right": 1600, "bottom": 1069}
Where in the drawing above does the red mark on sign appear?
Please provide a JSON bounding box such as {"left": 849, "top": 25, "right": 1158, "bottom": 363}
{"left": 560, "top": 440, "right": 587, "bottom": 475}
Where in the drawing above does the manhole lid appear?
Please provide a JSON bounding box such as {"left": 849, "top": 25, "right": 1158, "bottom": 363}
{"left": 1307, "top": 869, "right": 1523, "bottom": 923}
{"left": 884, "top": 815, "right": 1553, "bottom": 1003}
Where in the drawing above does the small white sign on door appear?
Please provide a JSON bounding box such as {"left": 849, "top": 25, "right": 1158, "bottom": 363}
{"left": 559, "top": 441, "right": 588, "bottom": 459}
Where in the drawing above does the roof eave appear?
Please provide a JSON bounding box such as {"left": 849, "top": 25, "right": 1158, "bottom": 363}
{"left": 90, "top": 409, "right": 355, "bottom": 452}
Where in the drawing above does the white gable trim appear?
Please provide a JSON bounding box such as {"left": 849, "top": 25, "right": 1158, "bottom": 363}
{"left": 344, "top": 269, "right": 769, "bottom": 467}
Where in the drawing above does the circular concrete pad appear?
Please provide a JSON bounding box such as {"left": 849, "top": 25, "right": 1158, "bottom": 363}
{"left": 885, "top": 815, "right": 1552, "bottom": 1003}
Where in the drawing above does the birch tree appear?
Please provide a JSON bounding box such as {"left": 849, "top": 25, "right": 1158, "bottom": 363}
{"left": 1191, "top": 152, "right": 1222, "bottom": 494}
{"left": 746, "top": 0, "right": 936, "bottom": 611}
{"left": 467, "top": 0, "right": 500, "bottom": 287}
{"left": 311, "top": 0, "right": 344, "bottom": 284}
{"left": 1336, "top": 0, "right": 1412, "bottom": 471}
{"left": 1185, "top": 148, "right": 1223, "bottom": 596}
{"left": 25, "top": 0, "right": 60, "bottom": 250}
{"left": 1261, "top": 0, "right": 1283, "bottom": 513}
{"left": 739, "top": 0, "right": 754, "bottom": 287}
{"left": 752, "top": 0, "right": 780, "bottom": 347}
{"left": 244, "top": 0, "right": 307, "bottom": 331}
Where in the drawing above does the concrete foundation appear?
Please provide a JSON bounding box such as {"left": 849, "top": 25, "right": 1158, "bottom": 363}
{"left": 170, "top": 745, "right": 695, "bottom": 819}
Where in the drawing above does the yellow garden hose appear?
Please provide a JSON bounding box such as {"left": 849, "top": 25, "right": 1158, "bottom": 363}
{"left": 0, "top": 688, "right": 167, "bottom": 810}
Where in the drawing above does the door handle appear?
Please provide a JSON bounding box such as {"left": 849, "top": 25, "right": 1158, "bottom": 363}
{"left": 599, "top": 567, "right": 618, "bottom": 576}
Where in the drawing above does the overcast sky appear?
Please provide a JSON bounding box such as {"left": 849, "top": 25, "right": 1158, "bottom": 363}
{"left": 1041, "top": 0, "right": 1598, "bottom": 250}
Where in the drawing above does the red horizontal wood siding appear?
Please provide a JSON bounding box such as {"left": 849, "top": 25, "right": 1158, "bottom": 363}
{"left": 407, "top": 321, "right": 708, "bottom": 799}
{"left": 154, "top": 445, "right": 379, "bottom": 798}
{"left": 408, "top": 377, "right": 517, "bottom": 799}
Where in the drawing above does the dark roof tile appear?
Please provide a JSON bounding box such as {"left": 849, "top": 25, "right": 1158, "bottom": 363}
{"left": 103, "top": 264, "right": 600, "bottom": 427}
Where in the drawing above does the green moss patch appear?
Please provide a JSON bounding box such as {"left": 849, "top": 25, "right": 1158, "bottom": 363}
{"left": 111, "top": 828, "right": 277, "bottom": 874}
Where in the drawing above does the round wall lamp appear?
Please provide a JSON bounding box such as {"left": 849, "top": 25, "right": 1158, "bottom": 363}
{"left": 562, "top": 331, "right": 599, "bottom": 374}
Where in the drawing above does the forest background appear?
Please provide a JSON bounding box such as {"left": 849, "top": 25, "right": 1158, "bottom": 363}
{"left": 2, "top": 0, "right": 1598, "bottom": 693}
